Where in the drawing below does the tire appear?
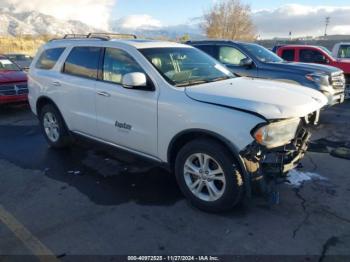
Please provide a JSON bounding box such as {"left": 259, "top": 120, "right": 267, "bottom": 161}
{"left": 174, "top": 138, "right": 244, "bottom": 212}
{"left": 39, "top": 104, "right": 70, "bottom": 148}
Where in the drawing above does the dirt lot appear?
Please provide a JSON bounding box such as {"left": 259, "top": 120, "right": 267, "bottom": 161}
{"left": 0, "top": 102, "right": 349, "bottom": 261}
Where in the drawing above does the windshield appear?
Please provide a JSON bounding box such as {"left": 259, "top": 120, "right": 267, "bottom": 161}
{"left": 337, "top": 45, "right": 350, "bottom": 59}
{"left": 319, "top": 46, "right": 333, "bottom": 57}
{"left": 0, "top": 59, "right": 20, "bottom": 71}
{"left": 241, "top": 43, "right": 283, "bottom": 63}
{"left": 140, "top": 47, "right": 234, "bottom": 87}
{"left": 8, "top": 54, "right": 32, "bottom": 61}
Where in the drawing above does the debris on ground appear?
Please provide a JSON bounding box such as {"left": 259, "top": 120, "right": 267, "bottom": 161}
{"left": 286, "top": 170, "right": 327, "bottom": 187}
{"left": 330, "top": 147, "right": 350, "bottom": 160}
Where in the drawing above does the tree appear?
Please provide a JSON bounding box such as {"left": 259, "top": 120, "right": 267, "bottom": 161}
{"left": 202, "top": 0, "right": 256, "bottom": 41}
{"left": 179, "top": 33, "right": 190, "bottom": 43}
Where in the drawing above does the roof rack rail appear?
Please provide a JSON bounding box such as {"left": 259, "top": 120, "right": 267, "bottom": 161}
{"left": 49, "top": 33, "right": 137, "bottom": 42}
{"left": 63, "top": 34, "right": 88, "bottom": 39}
{"left": 87, "top": 33, "right": 137, "bottom": 40}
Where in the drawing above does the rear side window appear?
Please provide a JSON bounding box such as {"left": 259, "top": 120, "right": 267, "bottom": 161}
{"left": 195, "top": 45, "right": 216, "bottom": 57}
{"left": 281, "top": 49, "right": 295, "bottom": 61}
{"left": 63, "top": 47, "right": 102, "bottom": 79}
{"left": 35, "top": 48, "right": 65, "bottom": 70}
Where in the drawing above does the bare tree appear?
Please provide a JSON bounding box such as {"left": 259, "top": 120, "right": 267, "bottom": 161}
{"left": 202, "top": 0, "right": 256, "bottom": 41}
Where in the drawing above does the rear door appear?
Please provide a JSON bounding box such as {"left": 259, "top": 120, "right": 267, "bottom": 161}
{"left": 59, "top": 46, "right": 102, "bottom": 136}
{"left": 280, "top": 48, "right": 296, "bottom": 62}
{"left": 95, "top": 47, "right": 158, "bottom": 157}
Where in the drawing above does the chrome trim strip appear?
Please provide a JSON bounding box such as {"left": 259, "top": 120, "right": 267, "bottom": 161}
{"left": 72, "top": 131, "right": 163, "bottom": 163}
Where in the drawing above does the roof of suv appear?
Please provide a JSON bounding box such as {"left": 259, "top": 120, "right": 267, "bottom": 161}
{"left": 186, "top": 40, "right": 254, "bottom": 45}
{"left": 48, "top": 38, "right": 190, "bottom": 49}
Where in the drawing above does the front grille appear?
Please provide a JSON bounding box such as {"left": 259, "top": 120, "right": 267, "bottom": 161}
{"left": 330, "top": 72, "right": 346, "bottom": 90}
{"left": 0, "top": 82, "right": 28, "bottom": 96}
{"left": 345, "top": 74, "right": 350, "bottom": 99}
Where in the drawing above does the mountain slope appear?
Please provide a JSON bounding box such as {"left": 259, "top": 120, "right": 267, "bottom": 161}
{"left": 0, "top": 9, "right": 96, "bottom": 36}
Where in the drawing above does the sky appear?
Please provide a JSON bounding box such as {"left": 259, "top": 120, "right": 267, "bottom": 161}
{"left": 1, "top": 0, "right": 350, "bottom": 38}
{"left": 112, "top": 0, "right": 350, "bottom": 26}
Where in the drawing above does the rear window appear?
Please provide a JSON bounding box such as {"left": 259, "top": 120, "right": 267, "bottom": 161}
{"left": 36, "top": 48, "right": 65, "bottom": 70}
{"left": 63, "top": 47, "right": 102, "bottom": 79}
{"left": 281, "top": 49, "right": 295, "bottom": 61}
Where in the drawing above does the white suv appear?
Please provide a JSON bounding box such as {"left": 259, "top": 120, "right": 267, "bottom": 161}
{"left": 28, "top": 34, "right": 327, "bottom": 212}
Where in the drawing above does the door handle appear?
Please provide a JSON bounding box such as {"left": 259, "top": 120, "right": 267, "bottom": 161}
{"left": 97, "top": 91, "right": 111, "bottom": 97}
{"left": 52, "top": 81, "right": 61, "bottom": 86}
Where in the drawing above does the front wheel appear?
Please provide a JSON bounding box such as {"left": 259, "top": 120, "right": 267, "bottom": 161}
{"left": 175, "top": 139, "right": 245, "bottom": 212}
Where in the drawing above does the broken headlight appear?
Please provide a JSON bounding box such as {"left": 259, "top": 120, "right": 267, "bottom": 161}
{"left": 252, "top": 118, "right": 300, "bottom": 149}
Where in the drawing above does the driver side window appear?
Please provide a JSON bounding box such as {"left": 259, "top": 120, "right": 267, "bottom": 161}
{"left": 219, "top": 46, "right": 247, "bottom": 66}
{"left": 300, "top": 49, "right": 327, "bottom": 63}
{"left": 103, "top": 48, "right": 145, "bottom": 84}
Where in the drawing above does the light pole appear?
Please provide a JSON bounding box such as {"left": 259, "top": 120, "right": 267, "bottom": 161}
{"left": 324, "top": 17, "right": 330, "bottom": 37}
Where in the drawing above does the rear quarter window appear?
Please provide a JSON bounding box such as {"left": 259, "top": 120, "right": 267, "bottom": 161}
{"left": 63, "top": 46, "right": 102, "bottom": 79}
{"left": 35, "top": 48, "right": 65, "bottom": 70}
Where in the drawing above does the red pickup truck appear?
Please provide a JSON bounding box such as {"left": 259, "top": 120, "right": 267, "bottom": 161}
{"left": 276, "top": 45, "right": 350, "bottom": 97}
{"left": 0, "top": 55, "right": 28, "bottom": 105}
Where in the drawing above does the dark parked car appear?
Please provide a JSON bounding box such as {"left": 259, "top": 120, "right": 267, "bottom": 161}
{"left": 0, "top": 56, "right": 28, "bottom": 105}
{"left": 5, "top": 53, "right": 33, "bottom": 70}
{"left": 187, "top": 40, "right": 345, "bottom": 106}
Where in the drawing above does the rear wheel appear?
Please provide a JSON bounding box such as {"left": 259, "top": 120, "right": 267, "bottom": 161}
{"left": 175, "top": 139, "right": 244, "bottom": 212}
{"left": 39, "top": 104, "right": 70, "bottom": 148}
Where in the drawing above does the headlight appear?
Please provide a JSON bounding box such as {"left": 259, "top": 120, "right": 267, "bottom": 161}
{"left": 306, "top": 73, "right": 330, "bottom": 86}
{"left": 252, "top": 118, "right": 300, "bottom": 149}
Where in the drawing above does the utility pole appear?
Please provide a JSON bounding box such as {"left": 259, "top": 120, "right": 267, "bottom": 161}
{"left": 324, "top": 17, "right": 330, "bottom": 37}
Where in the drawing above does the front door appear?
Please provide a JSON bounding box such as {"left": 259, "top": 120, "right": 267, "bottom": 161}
{"left": 95, "top": 47, "right": 158, "bottom": 157}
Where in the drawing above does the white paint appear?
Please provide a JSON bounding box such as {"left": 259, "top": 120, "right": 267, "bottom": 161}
{"left": 287, "top": 170, "right": 327, "bottom": 187}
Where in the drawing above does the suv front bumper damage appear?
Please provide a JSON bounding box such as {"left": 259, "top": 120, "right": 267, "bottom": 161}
{"left": 239, "top": 124, "right": 311, "bottom": 201}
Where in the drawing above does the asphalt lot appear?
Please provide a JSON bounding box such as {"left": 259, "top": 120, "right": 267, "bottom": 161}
{"left": 0, "top": 102, "right": 350, "bottom": 261}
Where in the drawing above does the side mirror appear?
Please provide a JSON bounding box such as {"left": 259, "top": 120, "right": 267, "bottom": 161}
{"left": 122, "top": 72, "right": 147, "bottom": 88}
{"left": 240, "top": 57, "right": 253, "bottom": 68}
{"left": 315, "top": 56, "right": 328, "bottom": 64}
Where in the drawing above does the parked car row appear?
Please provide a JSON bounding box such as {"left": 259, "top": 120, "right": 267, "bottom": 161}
{"left": 273, "top": 44, "right": 350, "bottom": 98}
{"left": 187, "top": 40, "right": 346, "bottom": 106}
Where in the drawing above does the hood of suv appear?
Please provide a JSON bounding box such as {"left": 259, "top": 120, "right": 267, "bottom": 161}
{"left": 185, "top": 77, "right": 327, "bottom": 120}
{"left": 264, "top": 61, "right": 341, "bottom": 75}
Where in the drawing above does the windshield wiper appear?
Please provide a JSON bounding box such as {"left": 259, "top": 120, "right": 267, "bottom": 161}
{"left": 175, "top": 80, "right": 210, "bottom": 87}
{"left": 208, "top": 76, "right": 232, "bottom": 82}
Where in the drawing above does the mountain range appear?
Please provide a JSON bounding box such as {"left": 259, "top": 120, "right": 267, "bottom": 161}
{"left": 0, "top": 8, "right": 203, "bottom": 39}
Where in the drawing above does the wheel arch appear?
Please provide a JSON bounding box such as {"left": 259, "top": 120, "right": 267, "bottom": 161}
{"left": 167, "top": 129, "right": 251, "bottom": 197}
{"left": 36, "top": 96, "right": 59, "bottom": 116}
{"left": 36, "top": 96, "right": 69, "bottom": 130}
{"left": 168, "top": 129, "right": 247, "bottom": 171}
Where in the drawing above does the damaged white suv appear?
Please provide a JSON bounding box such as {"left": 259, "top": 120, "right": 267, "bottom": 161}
{"left": 28, "top": 34, "right": 327, "bottom": 212}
